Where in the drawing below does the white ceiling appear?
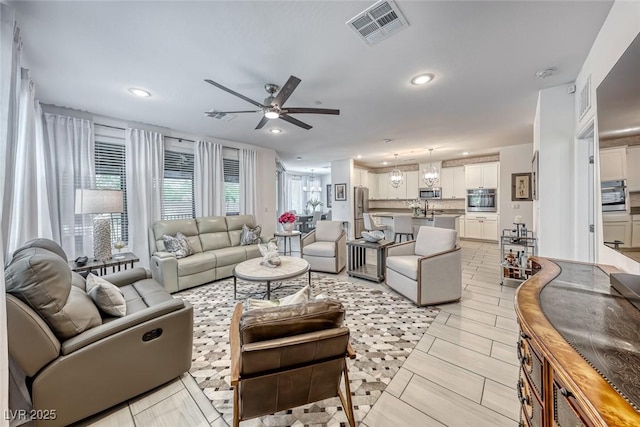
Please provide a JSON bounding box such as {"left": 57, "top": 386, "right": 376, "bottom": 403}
{"left": 12, "top": 1, "right": 613, "bottom": 174}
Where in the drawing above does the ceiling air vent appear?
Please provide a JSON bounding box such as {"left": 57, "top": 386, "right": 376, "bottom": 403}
{"left": 346, "top": 0, "right": 409, "bottom": 46}
{"left": 205, "top": 110, "right": 236, "bottom": 122}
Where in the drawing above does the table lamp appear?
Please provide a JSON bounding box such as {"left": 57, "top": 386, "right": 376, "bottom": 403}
{"left": 75, "top": 189, "right": 124, "bottom": 261}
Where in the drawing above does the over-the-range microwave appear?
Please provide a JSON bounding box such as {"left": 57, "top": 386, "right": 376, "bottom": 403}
{"left": 419, "top": 187, "right": 442, "bottom": 199}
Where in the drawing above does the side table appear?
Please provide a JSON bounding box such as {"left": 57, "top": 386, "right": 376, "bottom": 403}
{"left": 274, "top": 230, "right": 302, "bottom": 255}
{"left": 69, "top": 252, "right": 139, "bottom": 276}
{"left": 346, "top": 239, "right": 394, "bottom": 283}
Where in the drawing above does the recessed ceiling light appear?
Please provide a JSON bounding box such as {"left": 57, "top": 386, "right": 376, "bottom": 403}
{"left": 356, "top": 154, "right": 362, "bottom": 159}
{"left": 411, "top": 73, "right": 434, "bottom": 85}
{"left": 535, "top": 67, "right": 556, "bottom": 79}
{"left": 382, "top": 161, "right": 388, "bottom": 165}
{"left": 128, "top": 88, "right": 151, "bottom": 97}
{"left": 296, "top": 157, "right": 302, "bottom": 160}
{"left": 462, "top": 152, "right": 469, "bottom": 155}
{"left": 269, "top": 129, "right": 282, "bottom": 134}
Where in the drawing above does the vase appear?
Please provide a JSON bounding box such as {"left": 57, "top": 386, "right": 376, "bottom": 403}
{"left": 282, "top": 222, "right": 295, "bottom": 232}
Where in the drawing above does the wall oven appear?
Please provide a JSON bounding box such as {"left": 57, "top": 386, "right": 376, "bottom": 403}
{"left": 601, "top": 180, "right": 627, "bottom": 212}
{"left": 419, "top": 187, "right": 442, "bottom": 199}
{"left": 467, "top": 189, "right": 497, "bottom": 212}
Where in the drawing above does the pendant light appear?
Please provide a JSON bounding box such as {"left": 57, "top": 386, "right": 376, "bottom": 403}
{"left": 389, "top": 154, "right": 404, "bottom": 188}
{"left": 303, "top": 169, "right": 321, "bottom": 193}
{"left": 422, "top": 148, "right": 439, "bottom": 188}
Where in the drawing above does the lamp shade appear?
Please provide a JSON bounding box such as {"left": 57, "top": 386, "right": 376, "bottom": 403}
{"left": 75, "top": 189, "right": 123, "bottom": 214}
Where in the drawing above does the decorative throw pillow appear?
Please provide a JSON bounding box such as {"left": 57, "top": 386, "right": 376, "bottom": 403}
{"left": 86, "top": 274, "right": 126, "bottom": 317}
{"left": 240, "top": 224, "right": 262, "bottom": 246}
{"left": 175, "top": 232, "right": 193, "bottom": 256}
{"left": 246, "top": 285, "right": 311, "bottom": 311}
{"left": 163, "top": 234, "right": 188, "bottom": 258}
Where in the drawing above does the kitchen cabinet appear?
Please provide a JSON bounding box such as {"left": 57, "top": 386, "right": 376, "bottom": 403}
{"left": 441, "top": 166, "right": 465, "bottom": 199}
{"left": 377, "top": 173, "right": 389, "bottom": 200}
{"left": 369, "top": 173, "right": 379, "bottom": 199}
{"left": 599, "top": 147, "right": 627, "bottom": 182}
{"left": 465, "top": 163, "right": 499, "bottom": 189}
{"left": 627, "top": 146, "right": 640, "bottom": 191}
{"left": 353, "top": 168, "right": 369, "bottom": 188}
{"left": 633, "top": 221, "right": 640, "bottom": 247}
{"left": 464, "top": 213, "right": 498, "bottom": 241}
{"left": 603, "top": 213, "right": 631, "bottom": 248}
{"left": 458, "top": 215, "right": 465, "bottom": 238}
{"left": 405, "top": 170, "right": 419, "bottom": 200}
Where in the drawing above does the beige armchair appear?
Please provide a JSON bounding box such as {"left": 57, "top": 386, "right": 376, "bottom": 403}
{"left": 301, "top": 221, "right": 347, "bottom": 273}
{"left": 5, "top": 239, "right": 193, "bottom": 426}
{"left": 229, "top": 300, "right": 356, "bottom": 427}
{"left": 385, "top": 226, "right": 462, "bottom": 306}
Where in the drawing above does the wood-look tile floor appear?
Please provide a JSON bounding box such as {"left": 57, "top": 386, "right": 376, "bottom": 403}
{"left": 77, "top": 239, "right": 520, "bottom": 427}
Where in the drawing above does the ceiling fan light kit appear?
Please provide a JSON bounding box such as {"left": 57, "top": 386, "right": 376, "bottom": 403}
{"left": 204, "top": 75, "right": 339, "bottom": 130}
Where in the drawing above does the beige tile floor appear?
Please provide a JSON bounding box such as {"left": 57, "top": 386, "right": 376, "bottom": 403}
{"left": 77, "top": 239, "right": 520, "bottom": 427}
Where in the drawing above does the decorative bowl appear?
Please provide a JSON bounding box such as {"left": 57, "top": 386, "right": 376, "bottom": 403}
{"left": 361, "top": 230, "right": 385, "bottom": 242}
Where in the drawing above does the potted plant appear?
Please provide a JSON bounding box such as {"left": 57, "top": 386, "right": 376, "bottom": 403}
{"left": 307, "top": 199, "right": 323, "bottom": 213}
{"left": 278, "top": 211, "right": 297, "bottom": 232}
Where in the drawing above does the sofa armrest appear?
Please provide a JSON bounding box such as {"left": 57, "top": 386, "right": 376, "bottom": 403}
{"left": 61, "top": 299, "right": 189, "bottom": 355}
{"left": 102, "top": 267, "right": 150, "bottom": 287}
{"left": 387, "top": 241, "right": 416, "bottom": 257}
{"left": 149, "top": 253, "right": 179, "bottom": 293}
{"left": 229, "top": 302, "right": 243, "bottom": 386}
{"left": 301, "top": 230, "right": 317, "bottom": 248}
{"left": 417, "top": 246, "right": 462, "bottom": 305}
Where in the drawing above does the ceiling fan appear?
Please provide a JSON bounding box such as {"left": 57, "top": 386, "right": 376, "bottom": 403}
{"left": 204, "top": 75, "right": 340, "bottom": 130}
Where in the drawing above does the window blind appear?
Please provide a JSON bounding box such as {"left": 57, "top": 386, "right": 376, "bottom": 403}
{"left": 94, "top": 141, "right": 128, "bottom": 243}
{"left": 224, "top": 158, "right": 240, "bottom": 215}
{"left": 163, "top": 150, "right": 195, "bottom": 220}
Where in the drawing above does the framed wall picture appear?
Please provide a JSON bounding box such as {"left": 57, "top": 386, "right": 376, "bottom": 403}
{"left": 532, "top": 150, "right": 539, "bottom": 200}
{"left": 326, "top": 184, "right": 332, "bottom": 208}
{"left": 335, "top": 183, "right": 346, "bottom": 201}
{"left": 512, "top": 172, "right": 533, "bottom": 201}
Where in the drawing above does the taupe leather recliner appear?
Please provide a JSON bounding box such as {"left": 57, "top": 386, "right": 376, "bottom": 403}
{"left": 5, "top": 239, "right": 193, "bottom": 426}
{"left": 229, "top": 300, "right": 356, "bottom": 427}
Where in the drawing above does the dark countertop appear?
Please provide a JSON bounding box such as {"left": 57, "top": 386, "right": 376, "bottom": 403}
{"left": 539, "top": 261, "right": 640, "bottom": 411}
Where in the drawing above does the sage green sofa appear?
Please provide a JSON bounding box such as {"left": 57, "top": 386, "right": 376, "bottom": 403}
{"left": 148, "top": 215, "right": 269, "bottom": 293}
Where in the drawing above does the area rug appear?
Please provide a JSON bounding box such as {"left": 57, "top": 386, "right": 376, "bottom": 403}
{"left": 177, "top": 274, "right": 439, "bottom": 426}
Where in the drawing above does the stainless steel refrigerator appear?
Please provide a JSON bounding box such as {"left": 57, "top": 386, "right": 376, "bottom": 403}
{"left": 354, "top": 187, "right": 369, "bottom": 237}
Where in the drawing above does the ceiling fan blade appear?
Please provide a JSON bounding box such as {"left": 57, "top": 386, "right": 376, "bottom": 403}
{"left": 279, "top": 114, "right": 312, "bottom": 130}
{"left": 255, "top": 115, "right": 269, "bottom": 130}
{"left": 284, "top": 107, "right": 340, "bottom": 115}
{"left": 273, "top": 75, "right": 301, "bottom": 107}
{"left": 205, "top": 110, "right": 261, "bottom": 115}
{"left": 204, "top": 79, "right": 265, "bottom": 109}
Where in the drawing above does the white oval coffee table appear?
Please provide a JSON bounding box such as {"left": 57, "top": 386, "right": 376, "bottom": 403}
{"left": 233, "top": 256, "right": 311, "bottom": 300}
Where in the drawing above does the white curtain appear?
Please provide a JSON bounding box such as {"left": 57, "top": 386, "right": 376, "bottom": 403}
{"left": 239, "top": 148, "right": 256, "bottom": 215}
{"left": 5, "top": 70, "right": 53, "bottom": 257}
{"left": 44, "top": 113, "right": 95, "bottom": 260}
{"left": 194, "top": 140, "right": 224, "bottom": 216}
{"left": 0, "top": 4, "right": 18, "bottom": 424}
{"left": 126, "top": 128, "right": 163, "bottom": 268}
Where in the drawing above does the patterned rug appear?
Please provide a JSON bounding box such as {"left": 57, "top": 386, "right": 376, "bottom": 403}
{"left": 177, "top": 273, "right": 439, "bottom": 426}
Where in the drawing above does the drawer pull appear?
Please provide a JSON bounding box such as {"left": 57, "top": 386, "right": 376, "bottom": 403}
{"left": 559, "top": 387, "right": 573, "bottom": 398}
{"left": 520, "top": 331, "right": 530, "bottom": 339}
{"left": 517, "top": 380, "right": 530, "bottom": 405}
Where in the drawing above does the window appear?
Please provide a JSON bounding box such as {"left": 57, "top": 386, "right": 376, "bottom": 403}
{"left": 94, "top": 141, "right": 128, "bottom": 244}
{"left": 163, "top": 150, "right": 195, "bottom": 220}
{"left": 224, "top": 157, "right": 240, "bottom": 215}
{"left": 289, "top": 176, "right": 304, "bottom": 213}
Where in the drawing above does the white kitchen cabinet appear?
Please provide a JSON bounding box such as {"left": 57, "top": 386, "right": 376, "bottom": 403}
{"left": 458, "top": 215, "right": 465, "bottom": 238}
{"left": 465, "top": 163, "right": 499, "bottom": 189}
{"left": 353, "top": 168, "right": 369, "bottom": 188}
{"left": 627, "top": 147, "right": 640, "bottom": 191}
{"left": 464, "top": 213, "right": 498, "bottom": 241}
{"left": 377, "top": 173, "right": 389, "bottom": 200}
{"left": 632, "top": 221, "right": 640, "bottom": 247}
{"left": 406, "top": 170, "right": 419, "bottom": 200}
{"left": 603, "top": 222, "right": 632, "bottom": 248}
{"left": 600, "top": 147, "right": 627, "bottom": 182}
{"left": 369, "top": 173, "right": 379, "bottom": 199}
{"left": 441, "top": 166, "right": 466, "bottom": 199}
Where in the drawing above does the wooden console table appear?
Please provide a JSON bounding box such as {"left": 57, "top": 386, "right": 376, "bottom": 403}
{"left": 515, "top": 257, "right": 640, "bottom": 426}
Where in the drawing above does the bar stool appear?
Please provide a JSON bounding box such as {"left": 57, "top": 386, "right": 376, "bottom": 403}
{"left": 363, "top": 213, "right": 387, "bottom": 232}
{"left": 393, "top": 215, "right": 414, "bottom": 242}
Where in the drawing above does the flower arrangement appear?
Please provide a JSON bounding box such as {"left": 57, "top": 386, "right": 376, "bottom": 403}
{"left": 407, "top": 199, "right": 422, "bottom": 210}
{"left": 307, "top": 199, "right": 324, "bottom": 211}
{"left": 278, "top": 211, "right": 296, "bottom": 224}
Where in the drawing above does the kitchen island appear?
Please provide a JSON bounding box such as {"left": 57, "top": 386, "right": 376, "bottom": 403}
{"left": 369, "top": 211, "right": 462, "bottom": 240}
